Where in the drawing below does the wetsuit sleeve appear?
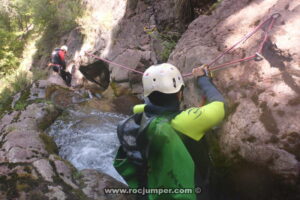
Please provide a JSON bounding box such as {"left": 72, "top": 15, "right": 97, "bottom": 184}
{"left": 171, "top": 76, "right": 225, "bottom": 141}
{"left": 133, "top": 104, "right": 146, "bottom": 114}
{"left": 198, "top": 76, "right": 225, "bottom": 103}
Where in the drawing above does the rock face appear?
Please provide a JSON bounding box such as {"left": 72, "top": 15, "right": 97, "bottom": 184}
{"left": 0, "top": 101, "right": 67, "bottom": 200}
{"left": 19, "top": 0, "right": 300, "bottom": 199}
{"left": 104, "top": 0, "right": 196, "bottom": 94}
{"left": 0, "top": 81, "right": 135, "bottom": 200}
{"left": 169, "top": 0, "right": 300, "bottom": 189}
{"left": 80, "top": 169, "right": 134, "bottom": 200}
{"left": 36, "top": 0, "right": 199, "bottom": 93}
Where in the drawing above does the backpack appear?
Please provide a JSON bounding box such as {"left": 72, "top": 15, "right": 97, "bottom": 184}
{"left": 116, "top": 113, "right": 152, "bottom": 166}
{"left": 51, "top": 48, "right": 60, "bottom": 63}
{"left": 114, "top": 113, "right": 197, "bottom": 200}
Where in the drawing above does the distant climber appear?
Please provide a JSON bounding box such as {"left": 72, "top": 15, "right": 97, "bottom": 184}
{"left": 49, "top": 45, "right": 72, "bottom": 86}
{"left": 114, "top": 63, "right": 226, "bottom": 200}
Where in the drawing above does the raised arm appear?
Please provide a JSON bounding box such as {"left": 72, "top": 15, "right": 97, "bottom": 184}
{"left": 171, "top": 66, "right": 226, "bottom": 141}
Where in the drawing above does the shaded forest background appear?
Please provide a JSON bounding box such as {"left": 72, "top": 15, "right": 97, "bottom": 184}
{"left": 0, "top": 0, "right": 81, "bottom": 77}
{"left": 0, "top": 0, "right": 82, "bottom": 115}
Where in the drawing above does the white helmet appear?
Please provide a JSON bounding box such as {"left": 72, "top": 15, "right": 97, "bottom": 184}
{"left": 142, "top": 63, "right": 184, "bottom": 97}
{"left": 61, "top": 45, "right": 68, "bottom": 52}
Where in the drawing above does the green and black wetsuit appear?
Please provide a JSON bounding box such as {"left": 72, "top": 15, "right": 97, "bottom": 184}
{"left": 114, "top": 76, "right": 225, "bottom": 200}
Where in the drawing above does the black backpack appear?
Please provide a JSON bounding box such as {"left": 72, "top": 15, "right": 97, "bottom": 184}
{"left": 51, "top": 48, "right": 60, "bottom": 63}
{"left": 117, "top": 113, "right": 154, "bottom": 166}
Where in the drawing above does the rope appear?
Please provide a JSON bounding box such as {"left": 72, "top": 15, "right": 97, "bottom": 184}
{"left": 257, "top": 15, "right": 277, "bottom": 53}
{"left": 209, "top": 15, "right": 275, "bottom": 66}
{"left": 85, "top": 52, "right": 144, "bottom": 75}
{"left": 182, "top": 13, "right": 280, "bottom": 77}
{"left": 85, "top": 13, "right": 280, "bottom": 78}
{"left": 182, "top": 55, "right": 257, "bottom": 77}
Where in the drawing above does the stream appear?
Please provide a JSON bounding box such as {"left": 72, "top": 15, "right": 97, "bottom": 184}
{"left": 47, "top": 109, "right": 127, "bottom": 183}
{"left": 45, "top": 107, "right": 290, "bottom": 200}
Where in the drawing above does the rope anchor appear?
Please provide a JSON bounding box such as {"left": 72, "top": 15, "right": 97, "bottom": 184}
{"left": 271, "top": 13, "right": 281, "bottom": 19}
{"left": 254, "top": 53, "right": 264, "bottom": 61}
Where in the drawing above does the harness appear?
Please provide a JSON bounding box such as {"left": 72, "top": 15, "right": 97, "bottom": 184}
{"left": 48, "top": 63, "right": 62, "bottom": 67}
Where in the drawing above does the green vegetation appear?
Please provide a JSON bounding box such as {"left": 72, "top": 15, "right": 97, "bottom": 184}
{"left": 39, "top": 133, "right": 59, "bottom": 154}
{"left": 0, "top": 0, "right": 82, "bottom": 76}
{"left": 145, "top": 28, "right": 179, "bottom": 62}
{"left": 0, "top": 71, "right": 31, "bottom": 114}
{"left": 0, "top": 68, "right": 49, "bottom": 116}
{"left": 14, "top": 101, "right": 28, "bottom": 111}
{"left": 0, "top": 30, "right": 23, "bottom": 77}
{"left": 0, "top": 0, "right": 82, "bottom": 117}
{"left": 160, "top": 34, "right": 178, "bottom": 62}
{"left": 73, "top": 171, "right": 83, "bottom": 181}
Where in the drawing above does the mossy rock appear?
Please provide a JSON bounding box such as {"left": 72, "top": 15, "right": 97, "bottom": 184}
{"left": 39, "top": 133, "right": 58, "bottom": 154}
{"left": 0, "top": 171, "right": 46, "bottom": 200}
{"left": 75, "top": 98, "right": 117, "bottom": 113}
{"left": 45, "top": 84, "right": 74, "bottom": 100}
{"left": 46, "top": 85, "right": 85, "bottom": 109}
{"left": 109, "top": 82, "right": 131, "bottom": 97}
{"left": 113, "top": 95, "right": 142, "bottom": 115}
{"left": 37, "top": 103, "right": 61, "bottom": 130}
{"left": 14, "top": 88, "right": 31, "bottom": 111}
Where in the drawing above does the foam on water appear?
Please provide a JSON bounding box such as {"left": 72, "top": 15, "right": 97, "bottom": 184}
{"left": 47, "top": 109, "right": 127, "bottom": 183}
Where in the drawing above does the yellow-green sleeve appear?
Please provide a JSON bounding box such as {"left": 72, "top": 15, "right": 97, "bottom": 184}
{"left": 171, "top": 101, "right": 225, "bottom": 141}
{"left": 133, "top": 104, "right": 146, "bottom": 114}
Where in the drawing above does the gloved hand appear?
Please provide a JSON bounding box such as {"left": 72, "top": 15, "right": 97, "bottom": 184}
{"left": 192, "top": 64, "right": 210, "bottom": 78}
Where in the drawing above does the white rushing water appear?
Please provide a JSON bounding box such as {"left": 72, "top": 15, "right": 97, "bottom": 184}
{"left": 47, "top": 109, "right": 127, "bottom": 183}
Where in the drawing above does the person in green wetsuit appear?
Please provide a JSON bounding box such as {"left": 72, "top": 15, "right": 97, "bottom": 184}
{"left": 114, "top": 63, "right": 226, "bottom": 200}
